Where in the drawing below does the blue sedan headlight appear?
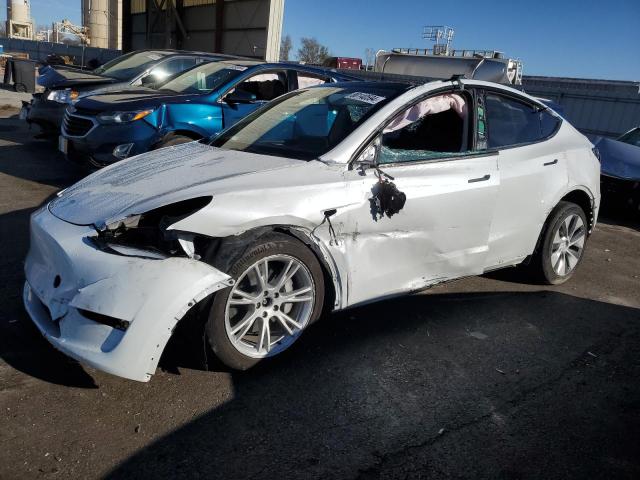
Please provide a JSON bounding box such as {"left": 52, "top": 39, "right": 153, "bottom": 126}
{"left": 47, "top": 89, "right": 78, "bottom": 104}
{"left": 97, "top": 109, "right": 154, "bottom": 124}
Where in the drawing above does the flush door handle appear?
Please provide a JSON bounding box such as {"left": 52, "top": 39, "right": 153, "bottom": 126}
{"left": 468, "top": 174, "right": 491, "bottom": 183}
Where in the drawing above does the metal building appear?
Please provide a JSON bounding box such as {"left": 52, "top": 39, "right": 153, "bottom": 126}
{"left": 122, "top": 0, "right": 284, "bottom": 61}
{"left": 523, "top": 76, "right": 640, "bottom": 138}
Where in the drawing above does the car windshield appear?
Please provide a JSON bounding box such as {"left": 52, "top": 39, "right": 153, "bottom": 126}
{"left": 93, "top": 51, "right": 171, "bottom": 81}
{"left": 211, "top": 85, "right": 407, "bottom": 160}
{"left": 618, "top": 128, "right": 640, "bottom": 147}
{"left": 159, "top": 62, "right": 246, "bottom": 94}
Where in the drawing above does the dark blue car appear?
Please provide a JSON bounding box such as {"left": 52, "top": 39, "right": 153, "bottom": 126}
{"left": 60, "top": 60, "right": 358, "bottom": 167}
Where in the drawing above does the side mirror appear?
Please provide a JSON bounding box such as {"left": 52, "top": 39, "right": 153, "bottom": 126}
{"left": 356, "top": 136, "right": 381, "bottom": 170}
{"left": 140, "top": 74, "right": 156, "bottom": 87}
{"left": 225, "top": 90, "right": 257, "bottom": 105}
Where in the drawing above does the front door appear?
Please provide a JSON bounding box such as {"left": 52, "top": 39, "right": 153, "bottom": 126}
{"left": 331, "top": 90, "right": 500, "bottom": 306}
{"left": 338, "top": 155, "right": 499, "bottom": 306}
{"left": 221, "top": 70, "right": 289, "bottom": 128}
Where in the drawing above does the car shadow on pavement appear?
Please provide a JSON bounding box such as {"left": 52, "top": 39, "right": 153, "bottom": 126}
{"left": 107, "top": 290, "right": 640, "bottom": 480}
{"left": 0, "top": 114, "right": 86, "bottom": 189}
{"left": 598, "top": 197, "right": 640, "bottom": 233}
{"left": 0, "top": 207, "right": 98, "bottom": 388}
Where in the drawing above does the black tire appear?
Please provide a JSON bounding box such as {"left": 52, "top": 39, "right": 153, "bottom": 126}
{"left": 531, "top": 201, "right": 588, "bottom": 285}
{"left": 205, "top": 233, "right": 325, "bottom": 370}
{"left": 154, "top": 134, "right": 194, "bottom": 149}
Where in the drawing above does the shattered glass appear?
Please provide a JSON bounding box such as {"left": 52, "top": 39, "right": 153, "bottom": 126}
{"left": 378, "top": 146, "right": 456, "bottom": 164}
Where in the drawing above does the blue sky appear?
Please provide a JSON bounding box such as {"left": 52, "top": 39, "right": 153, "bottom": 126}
{"left": 283, "top": 0, "right": 640, "bottom": 81}
{"left": 6, "top": 0, "right": 639, "bottom": 80}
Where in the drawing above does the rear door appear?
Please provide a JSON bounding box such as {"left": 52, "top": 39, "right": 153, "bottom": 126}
{"left": 146, "top": 56, "right": 198, "bottom": 84}
{"left": 292, "top": 70, "right": 331, "bottom": 89}
{"left": 479, "top": 89, "right": 567, "bottom": 268}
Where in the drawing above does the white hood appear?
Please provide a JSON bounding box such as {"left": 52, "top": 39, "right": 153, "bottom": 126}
{"left": 48, "top": 142, "right": 303, "bottom": 226}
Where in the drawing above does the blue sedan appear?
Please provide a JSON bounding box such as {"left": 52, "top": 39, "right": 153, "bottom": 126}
{"left": 59, "top": 60, "right": 358, "bottom": 167}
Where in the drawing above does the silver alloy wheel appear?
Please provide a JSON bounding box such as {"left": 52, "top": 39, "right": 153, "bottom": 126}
{"left": 550, "top": 213, "right": 586, "bottom": 276}
{"left": 224, "top": 254, "right": 315, "bottom": 358}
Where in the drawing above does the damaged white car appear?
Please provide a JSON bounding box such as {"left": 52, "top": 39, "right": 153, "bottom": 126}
{"left": 24, "top": 79, "right": 600, "bottom": 381}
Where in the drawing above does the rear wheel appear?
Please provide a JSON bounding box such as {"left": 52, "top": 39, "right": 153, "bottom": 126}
{"left": 532, "top": 201, "right": 588, "bottom": 285}
{"left": 205, "top": 233, "right": 325, "bottom": 370}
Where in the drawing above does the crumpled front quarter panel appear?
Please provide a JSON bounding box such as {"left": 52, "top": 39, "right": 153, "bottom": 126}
{"left": 162, "top": 102, "right": 223, "bottom": 138}
{"left": 23, "top": 207, "right": 233, "bottom": 382}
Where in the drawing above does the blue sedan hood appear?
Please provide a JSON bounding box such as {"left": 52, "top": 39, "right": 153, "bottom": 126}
{"left": 75, "top": 88, "right": 206, "bottom": 112}
{"left": 593, "top": 136, "right": 640, "bottom": 181}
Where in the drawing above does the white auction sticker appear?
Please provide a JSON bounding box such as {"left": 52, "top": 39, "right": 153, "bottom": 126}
{"left": 226, "top": 65, "right": 249, "bottom": 71}
{"left": 345, "top": 92, "right": 386, "bottom": 105}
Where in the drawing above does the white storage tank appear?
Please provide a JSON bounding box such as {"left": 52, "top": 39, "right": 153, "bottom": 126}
{"left": 6, "top": 0, "right": 34, "bottom": 40}
{"left": 83, "top": 0, "right": 122, "bottom": 50}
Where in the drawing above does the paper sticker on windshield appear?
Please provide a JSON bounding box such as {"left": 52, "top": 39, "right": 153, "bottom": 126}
{"left": 226, "top": 65, "right": 248, "bottom": 71}
{"left": 147, "top": 54, "right": 162, "bottom": 60}
{"left": 345, "top": 92, "right": 386, "bottom": 105}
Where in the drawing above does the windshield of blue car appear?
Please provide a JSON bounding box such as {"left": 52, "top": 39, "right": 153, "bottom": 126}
{"left": 159, "top": 62, "right": 246, "bottom": 94}
{"left": 618, "top": 128, "right": 640, "bottom": 147}
{"left": 92, "top": 51, "right": 171, "bottom": 81}
{"left": 211, "top": 85, "right": 409, "bottom": 160}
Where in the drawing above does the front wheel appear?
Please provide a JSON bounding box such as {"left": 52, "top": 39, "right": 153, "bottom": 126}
{"left": 533, "top": 201, "right": 588, "bottom": 285}
{"left": 154, "top": 134, "right": 194, "bottom": 149}
{"left": 205, "top": 233, "right": 325, "bottom": 370}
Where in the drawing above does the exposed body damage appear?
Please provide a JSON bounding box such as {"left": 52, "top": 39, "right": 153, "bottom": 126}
{"left": 24, "top": 79, "right": 601, "bottom": 381}
{"left": 24, "top": 207, "right": 233, "bottom": 381}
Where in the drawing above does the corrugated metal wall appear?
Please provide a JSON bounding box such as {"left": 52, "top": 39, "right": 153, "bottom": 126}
{"left": 522, "top": 76, "right": 640, "bottom": 137}
{"left": 123, "top": 0, "right": 283, "bottom": 61}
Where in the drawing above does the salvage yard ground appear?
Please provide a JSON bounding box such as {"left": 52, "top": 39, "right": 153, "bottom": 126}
{"left": 0, "top": 106, "right": 639, "bottom": 479}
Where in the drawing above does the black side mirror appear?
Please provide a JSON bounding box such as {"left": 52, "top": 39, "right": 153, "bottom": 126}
{"left": 225, "top": 90, "right": 257, "bottom": 104}
{"left": 357, "top": 136, "right": 381, "bottom": 167}
{"left": 140, "top": 74, "right": 157, "bottom": 87}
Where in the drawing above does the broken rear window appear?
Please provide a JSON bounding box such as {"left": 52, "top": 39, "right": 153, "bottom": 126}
{"left": 212, "top": 84, "right": 409, "bottom": 160}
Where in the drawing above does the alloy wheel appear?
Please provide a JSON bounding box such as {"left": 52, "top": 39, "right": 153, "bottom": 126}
{"left": 224, "top": 254, "right": 315, "bottom": 358}
{"left": 550, "top": 213, "right": 586, "bottom": 276}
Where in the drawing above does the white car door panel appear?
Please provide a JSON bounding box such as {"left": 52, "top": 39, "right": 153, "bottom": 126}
{"left": 486, "top": 142, "right": 568, "bottom": 267}
{"left": 335, "top": 154, "right": 499, "bottom": 307}
{"left": 480, "top": 91, "right": 569, "bottom": 268}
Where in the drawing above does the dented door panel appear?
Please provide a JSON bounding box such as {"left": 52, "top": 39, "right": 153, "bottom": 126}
{"left": 333, "top": 155, "right": 500, "bottom": 306}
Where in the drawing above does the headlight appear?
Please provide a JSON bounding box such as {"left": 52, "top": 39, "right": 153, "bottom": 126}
{"left": 47, "top": 89, "right": 78, "bottom": 104}
{"left": 92, "top": 197, "right": 213, "bottom": 259}
{"left": 97, "top": 109, "right": 154, "bottom": 124}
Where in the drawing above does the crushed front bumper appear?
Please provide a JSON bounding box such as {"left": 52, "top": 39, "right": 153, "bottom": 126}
{"left": 23, "top": 206, "right": 233, "bottom": 382}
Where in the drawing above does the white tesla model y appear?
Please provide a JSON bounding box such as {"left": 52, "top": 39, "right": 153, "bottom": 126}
{"left": 24, "top": 79, "right": 600, "bottom": 381}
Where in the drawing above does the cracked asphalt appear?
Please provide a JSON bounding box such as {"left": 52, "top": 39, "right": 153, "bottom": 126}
{"left": 1, "top": 107, "right": 639, "bottom": 479}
